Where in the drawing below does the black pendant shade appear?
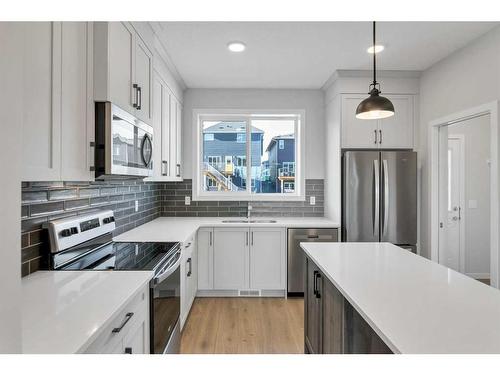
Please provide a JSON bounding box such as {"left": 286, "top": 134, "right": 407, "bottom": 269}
{"left": 356, "top": 22, "right": 395, "bottom": 120}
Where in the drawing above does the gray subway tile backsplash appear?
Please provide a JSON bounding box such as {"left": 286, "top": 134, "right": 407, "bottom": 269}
{"left": 20, "top": 178, "right": 324, "bottom": 277}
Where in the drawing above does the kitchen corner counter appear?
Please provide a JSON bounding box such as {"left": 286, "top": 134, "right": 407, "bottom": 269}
{"left": 301, "top": 242, "right": 500, "bottom": 354}
{"left": 113, "top": 217, "right": 340, "bottom": 243}
{"left": 22, "top": 270, "right": 153, "bottom": 354}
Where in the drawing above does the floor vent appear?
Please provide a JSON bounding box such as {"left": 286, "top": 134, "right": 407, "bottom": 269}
{"left": 239, "top": 290, "right": 261, "bottom": 297}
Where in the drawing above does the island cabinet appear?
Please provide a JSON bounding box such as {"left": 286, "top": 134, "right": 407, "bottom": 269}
{"left": 304, "top": 257, "right": 392, "bottom": 354}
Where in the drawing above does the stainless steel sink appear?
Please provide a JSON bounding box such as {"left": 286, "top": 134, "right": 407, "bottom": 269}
{"left": 221, "top": 219, "right": 278, "bottom": 223}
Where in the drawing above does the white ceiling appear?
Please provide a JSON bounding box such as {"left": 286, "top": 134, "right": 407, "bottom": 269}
{"left": 155, "top": 22, "right": 499, "bottom": 89}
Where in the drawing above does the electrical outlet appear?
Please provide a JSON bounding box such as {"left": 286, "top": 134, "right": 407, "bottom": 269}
{"left": 185, "top": 196, "right": 191, "bottom": 205}
{"left": 310, "top": 196, "right": 316, "bottom": 205}
{"left": 135, "top": 200, "right": 139, "bottom": 212}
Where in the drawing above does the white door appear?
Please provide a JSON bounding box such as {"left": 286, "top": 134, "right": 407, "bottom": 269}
{"left": 22, "top": 22, "right": 61, "bottom": 181}
{"left": 341, "top": 95, "right": 378, "bottom": 149}
{"left": 249, "top": 228, "right": 285, "bottom": 290}
{"left": 134, "top": 36, "right": 153, "bottom": 124}
{"left": 197, "top": 228, "right": 214, "bottom": 290}
{"left": 60, "top": 22, "right": 94, "bottom": 181}
{"left": 377, "top": 95, "right": 414, "bottom": 149}
{"left": 442, "top": 137, "right": 463, "bottom": 271}
{"left": 213, "top": 228, "right": 249, "bottom": 290}
{"left": 108, "top": 22, "right": 135, "bottom": 114}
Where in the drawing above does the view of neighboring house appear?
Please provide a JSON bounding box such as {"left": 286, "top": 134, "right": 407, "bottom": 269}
{"left": 264, "top": 134, "right": 295, "bottom": 193}
{"left": 203, "top": 122, "right": 264, "bottom": 191}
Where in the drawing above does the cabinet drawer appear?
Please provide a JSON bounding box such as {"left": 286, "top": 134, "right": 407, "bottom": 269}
{"left": 83, "top": 285, "right": 148, "bottom": 354}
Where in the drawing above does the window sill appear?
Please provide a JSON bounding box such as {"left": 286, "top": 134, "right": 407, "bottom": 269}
{"left": 192, "top": 193, "right": 306, "bottom": 202}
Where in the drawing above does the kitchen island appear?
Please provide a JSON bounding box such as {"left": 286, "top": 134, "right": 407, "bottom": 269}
{"left": 301, "top": 242, "right": 500, "bottom": 354}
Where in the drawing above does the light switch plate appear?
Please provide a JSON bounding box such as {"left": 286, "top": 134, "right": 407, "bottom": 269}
{"left": 185, "top": 196, "right": 191, "bottom": 205}
{"left": 310, "top": 196, "right": 316, "bottom": 205}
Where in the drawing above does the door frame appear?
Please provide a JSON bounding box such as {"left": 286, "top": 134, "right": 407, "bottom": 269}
{"left": 442, "top": 134, "right": 466, "bottom": 273}
{"left": 430, "top": 101, "right": 499, "bottom": 287}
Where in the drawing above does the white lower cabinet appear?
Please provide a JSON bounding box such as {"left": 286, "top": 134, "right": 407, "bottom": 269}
{"left": 213, "top": 228, "right": 249, "bottom": 290}
{"left": 198, "top": 226, "right": 286, "bottom": 296}
{"left": 249, "top": 228, "right": 286, "bottom": 290}
{"left": 83, "top": 284, "right": 149, "bottom": 354}
{"left": 180, "top": 235, "right": 197, "bottom": 329}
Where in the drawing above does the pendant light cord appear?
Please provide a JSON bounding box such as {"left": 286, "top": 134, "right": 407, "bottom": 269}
{"left": 373, "top": 21, "right": 377, "bottom": 87}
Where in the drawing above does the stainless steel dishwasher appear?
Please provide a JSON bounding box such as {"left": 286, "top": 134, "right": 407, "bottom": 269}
{"left": 287, "top": 228, "right": 338, "bottom": 296}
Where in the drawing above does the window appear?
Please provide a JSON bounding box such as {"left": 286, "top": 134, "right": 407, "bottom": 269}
{"left": 194, "top": 110, "right": 304, "bottom": 201}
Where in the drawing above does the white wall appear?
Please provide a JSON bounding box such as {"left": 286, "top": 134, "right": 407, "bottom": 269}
{"left": 182, "top": 88, "right": 325, "bottom": 180}
{"left": 448, "top": 116, "right": 491, "bottom": 276}
{"left": 0, "top": 23, "right": 23, "bottom": 352}
{"left": 419, "top": 25, "right": 500, "bottom": 259}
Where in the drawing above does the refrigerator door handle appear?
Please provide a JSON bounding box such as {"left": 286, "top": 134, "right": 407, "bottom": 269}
{"left": 373, "top": 159, "right": 380, "bottom": 237}
{"left": 382, "top": 159, "right": 389, "bottom": 237}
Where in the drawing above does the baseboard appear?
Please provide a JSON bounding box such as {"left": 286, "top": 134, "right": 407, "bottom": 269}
{"left": 466, "top": 273, "right": 490, "bottom": 279}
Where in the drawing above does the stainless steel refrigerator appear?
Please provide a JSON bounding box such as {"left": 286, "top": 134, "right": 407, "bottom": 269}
{"left": 342, "top": 151, "right": 417, "bottom": 251}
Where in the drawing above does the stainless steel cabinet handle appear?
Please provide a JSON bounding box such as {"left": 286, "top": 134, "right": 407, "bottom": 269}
{"left": 373, "top": 159, "right": 380, "bottom": 237}
{"left": 89, "top": 141, "right": 96, "bottom": 172}
{"left": 313, "top": 270, "right": 318, "bottom": 295}
{"left": 374, "top": 129, "right": 377, "bottom": 144}
{"left": 162, "top": 161, "right": 168, "bottom": 176}
{"left": 382, "top": 159, "right": 389, "bottom": 236}
{"left": 246, "top": 232, "right": 248, "bottom": 246}
{"left": 379, "top": 130, "right": 382, "bottom": 144}
{"left": 112, "top": 312, "right": 134, "bottom": 333}
{"left": 176, "top": 164, "right": 181, "bottom": 177}
{"left": 209, "top": 231, "right": 212, "bottom": 246}
{"left": 187, "top": 258, "right": 192, "bottom": 277}
{"left": 137, "top": 86, "right": 142, "bottom": 110}
{"left": 132, "top": 84, "right": 138, "bottom": 108}
{"left": 251, "top": 231, "right": 254, "bottom": 246}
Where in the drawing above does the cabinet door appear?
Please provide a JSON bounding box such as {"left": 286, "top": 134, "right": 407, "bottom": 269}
{"left": 149, "top": 75, "right": 163, "bottom": 179}
{"left": 305, "top": 258, "right": 321, "bottom": 354}
{"left": 108, "top": 22, "right": 135, "bottom": 114}
{"left": 189, "top": 237, "right": 198, "bottom": 301}
{"left": 197, "top": 228, "right": 214, "bottom": 290}
{"left": 134, "top": 35, "right": 153, "bottom": 124}
{"left": 322, "top": 277, "right": 344, "bottom": 354}
{"left": 60, "top": 22, "right": 94, "bottom": 181}
{"left": 377, "top": 95, "right": 414, "bottom": 149}
{"left": 122, "top": 312, "right": 149, "bottom": 354}
{"left": 213, "top": 228, "right": 249, "bottom": 290}
{"left": 161, "top": 87, "right": 173, "bottom": 177}
{"left": 249, "top": 228, "right": 285, "bottom": 290}
{"left": 180, "top": 243, "right": 192, "bottom": 328}
{"left": 22, "top": 22, "right": 61, "bottom": 181}
{"left": 175, "top": 99, "right": 182, "bottom": 178}
{"left": 341, "top": 95, "right": 378, "bottom": 149}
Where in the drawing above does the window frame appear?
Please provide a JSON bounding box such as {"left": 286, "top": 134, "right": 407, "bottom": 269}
{"left": 193, "top": 109, "right": 305, "bottom": 201}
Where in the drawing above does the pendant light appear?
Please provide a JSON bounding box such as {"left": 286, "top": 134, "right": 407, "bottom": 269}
{"left": 356, "top": 21, "right": 395, "bottom": 120}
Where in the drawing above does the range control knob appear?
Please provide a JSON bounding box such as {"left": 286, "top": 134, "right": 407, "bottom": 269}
{"left": 103, "top": 216, "right": 115, "bottom": 224}
{"left": 60, "top": 229, "right": 72, "bottom": 238}
{"left": 70, "top": 227, "right": 78, "bottom": 235}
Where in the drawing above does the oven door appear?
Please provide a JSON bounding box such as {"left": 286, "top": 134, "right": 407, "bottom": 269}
{"left": 109, "top": 103, "right": 153, "bottom": 177}
{"left": 150, "top": 248, "right": 181, "bottom": 354}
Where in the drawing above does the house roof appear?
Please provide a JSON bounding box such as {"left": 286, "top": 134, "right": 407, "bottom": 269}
{"left": 265, "top": 134, "right": 295, "bottom": 152}
{"left": 204, "top": 122, "right": 264, "bottom": 134}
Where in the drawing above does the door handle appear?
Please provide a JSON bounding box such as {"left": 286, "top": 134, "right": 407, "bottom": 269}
{"left": 137, "top": 86, "right": 142, "bottom": 110}
{"left": 373, "top": 159, "right": 380, "bottom": 237}
{"left": 382, "top": 159, "right": 389, "bottom": 237}
{"left": 132, "top": 84, "right": 138, "bottom": 108}
{"left": 209, "top": 231, "right": 212, "bottom": 246}
{"left": 187, "top": 258, "right": 192, "bottom": 277}
{"left": 251, "top": 231, "right": 254, "bottom": 246}
{"left": 374, "top": 129, "right": 377, "bottom": 144}
{"left": 162, "top": 161, "right": 168, "bottom": 176}
{"left": 379, "top": 130, "right": 382, "bottom": 144}
{"left": 307, "top": 235, "right": 319, "bottom": 239}
{"left": 313, "top": 270, "right": 318, "bottom": 296}
{"left": 176, "top": 164, "right": 181, "bottom": 177}
{"left": 246, "top": 232, "right": 249, "bottom": 246}
{"left": 112, "top": 312, "right": 134, "bottom": 333}
{"left": 315, "top": 272, "right": 321, "bottom": 299}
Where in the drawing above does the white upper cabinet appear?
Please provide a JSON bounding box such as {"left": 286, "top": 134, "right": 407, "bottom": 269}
{"left": 94, "top": 22, "right": 153, "bottom": 125}
{"left": 22, "top": 22, "right": 94, "bottom": 182}
{"left": 341, "top": 94, "right": 414, "bottom": 149}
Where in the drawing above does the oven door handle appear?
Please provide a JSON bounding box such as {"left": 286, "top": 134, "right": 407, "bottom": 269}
{"left": 153, "top": 253, "right": 181, "bottom": 285}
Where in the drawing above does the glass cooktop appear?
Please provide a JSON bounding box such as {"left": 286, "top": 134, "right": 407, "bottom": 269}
{"left": 56, "top": 241, "right": 180, "bottom": 272}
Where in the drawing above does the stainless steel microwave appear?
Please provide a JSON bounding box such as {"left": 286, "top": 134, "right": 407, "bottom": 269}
{"left": 95, "top": 102, "right": 153, "bottom": 179}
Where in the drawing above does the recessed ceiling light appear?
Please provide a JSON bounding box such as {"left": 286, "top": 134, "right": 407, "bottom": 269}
{"left": 367, "top": 45, "right": 385, "bottom": 54}
{"left": 227, "top": 41, "right": 246, "bottom": 52}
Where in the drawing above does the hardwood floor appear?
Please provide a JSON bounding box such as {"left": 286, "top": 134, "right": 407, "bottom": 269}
{"left": 180, "top": 297, "right": 304, "bottom": 354}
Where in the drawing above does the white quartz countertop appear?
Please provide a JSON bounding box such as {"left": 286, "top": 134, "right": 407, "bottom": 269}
{"left": 301, "top": 242, "right": 500, "bottom": 354}
{"left": 22, "top": 270, "right": 153, "bottom": 354}
{"left": 114, "top": 216, "right": 339, "bottom": 243}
